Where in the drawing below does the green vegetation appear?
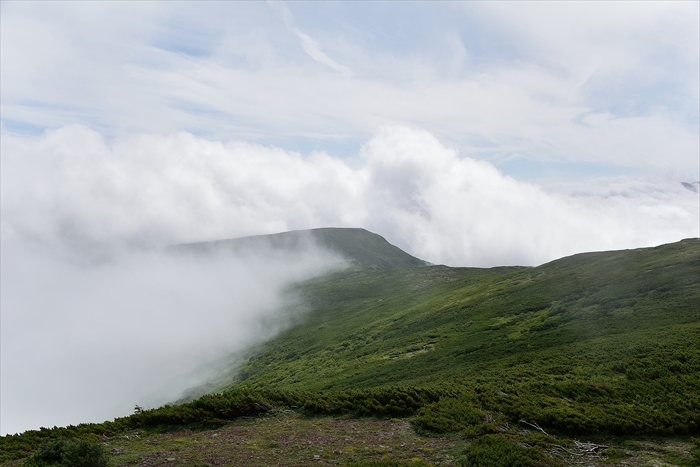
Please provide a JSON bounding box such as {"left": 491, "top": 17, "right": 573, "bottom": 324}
{"left": 23, "top": 438, "right": 107, "bottom": 467}
{"left": 218, "top": 237, "right": 700, "bottom": 437}
{"left": 174, "top": 227, "right": 428, "bottom": 270}
{"left": 460, "top": 435, "right": 554, "bottom": 467}
{"left": 692, "top": 437, "right": 700, "bottom": 464}
{"left": 347, "top": 461, "right": 432, "bottom": 467}
{"left": 1, "top": 234, "right": 698, "bottom": 465}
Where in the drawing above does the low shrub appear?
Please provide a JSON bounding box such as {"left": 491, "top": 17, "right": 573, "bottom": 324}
{"left": 459, "top": 435, "right": 555, "bottom": 467}
{"left": 24, "top": 438, "right": 107, "bottom": 467}
{"left": 347, "top": 460, "right": 431, "bottom": 467}
{"left": 690, "top": 437, "right": 700, "bottom": 464}
{"left": 411, "top": 398, "right": 483, "bottom": 434}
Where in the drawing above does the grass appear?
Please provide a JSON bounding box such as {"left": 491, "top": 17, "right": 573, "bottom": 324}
{"left": 1, "top": 413, "right": 466, "bottom": 467}
{"left": 255, "top": 239, "right": 697, "bottom": 383}
{"left": 1, "top": 236, "right": 698, "bottom": 465}
{"left": 2, "top": 415, "right": 697, "bottom": 466}
{"left": 174, "top": 227, "right": 428, "bottom": 270}
{"left": 208, "top": 238, "right": 700, "bottom": 437}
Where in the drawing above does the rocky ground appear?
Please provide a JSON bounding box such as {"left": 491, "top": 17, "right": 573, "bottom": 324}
{"left": 2, "top": 412, "right": 696, "bottom": 466}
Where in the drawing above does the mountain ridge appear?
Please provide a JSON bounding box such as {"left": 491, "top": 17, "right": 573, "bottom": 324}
{"left": 172, "top": 227, "right": 429, "bottom": 270}
{"left": 218, "top": 237, "right": 699, "bottom": 391}
{"left": 2, "top": 235, "right": 698, "bottom": 465}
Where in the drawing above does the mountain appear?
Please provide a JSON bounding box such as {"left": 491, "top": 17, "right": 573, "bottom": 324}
{"left": 2, "top": 235, "right": 699, "bottom": 465}
{"left": 211, "top": 238, "right": 699, "bottom": 393}
{"left": 199, "top": 237, "right": 699, "bottom": 436}
{"left": 173, "top": 227, "right": 429, "bottom": 270}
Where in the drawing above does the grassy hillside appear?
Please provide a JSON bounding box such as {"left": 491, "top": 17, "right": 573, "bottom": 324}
{"left": 230, "top": 238, "right": 699, "bottom": 393}
{"left": 196, "top": 237, "right": 699, "bottom": 437}
{"left": 2, "top": 237, "right": 699, "bottom": 465}
{"left": 174, "top": 227, "right": 428, "bottom": 270}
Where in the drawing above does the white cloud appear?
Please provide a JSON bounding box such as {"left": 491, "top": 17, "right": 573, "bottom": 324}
{"left": 1, "top": 2, "right": 696, "bottom": 174}
{"left": 0, "top": 236, "right": 345, "bottom": 435}
{"left": 2, "top": 124, "right": 697, "bottom": 435}
{"left": 358, "top": 127, "right": 698, "bottom": 265}
{"left": 2, "top": 125, "right": 697, "bottom": 266}
{"left": 268, "top": 1, "right": 352, "bottom": 75}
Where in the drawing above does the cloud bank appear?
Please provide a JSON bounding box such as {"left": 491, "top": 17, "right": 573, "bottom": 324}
{"left": 1, "top": 125, "right": 698, "bottom": 435}
{"left": 1, "top": 236, "right": 344, "bottom": 436}
{"left": 2, "top": 1, "right": 698, "bottom": 439}
{"left": 2, "top": 125, "right": 697, "bottom": 267}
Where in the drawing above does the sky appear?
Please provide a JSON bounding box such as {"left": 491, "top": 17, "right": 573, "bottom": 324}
{"left": 1, "top": 1, "right": 699, "bottom": 435}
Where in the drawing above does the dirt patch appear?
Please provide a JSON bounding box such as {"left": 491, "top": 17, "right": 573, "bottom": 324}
{"left": 107, "top": 413, "right": 463, "bottom": 467}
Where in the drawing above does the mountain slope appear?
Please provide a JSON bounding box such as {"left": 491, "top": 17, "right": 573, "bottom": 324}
{"left": 2, "top": 237, "right": 699, "bottom": 465}
{"left": 174, "top": 227, "right": 428, "bottom": 270}
{"left": 219, "top": 238, "right": 699, "bottom": 392}
{"left": 178, "top": 237, "right": 700, "bottom": 436}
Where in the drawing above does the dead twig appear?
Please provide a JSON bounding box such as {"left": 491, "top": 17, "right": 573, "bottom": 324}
{"left": 573, "top": 440, "right": 608, "bottom": 452}
{"left": 549, "top": 440, "right": 609, "bottom": 465}
{"left": 519, "top": 419, "right": 548, "bottom": 435}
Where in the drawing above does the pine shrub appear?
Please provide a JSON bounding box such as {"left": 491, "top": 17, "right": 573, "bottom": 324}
{"left": 24, "top": 438, "right": 107, "bottom": 467}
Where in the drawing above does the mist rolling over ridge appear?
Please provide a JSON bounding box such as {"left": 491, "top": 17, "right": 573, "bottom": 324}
{"left": 2, "top": 231, "right": 697, "bottom": 465}
{"left": 0, "top": 234, "right": 346, "bottom": 436}
{"left": 175, "top": 228, "right": 429, "bottom": 270}
{"left": 2, "top": 126, "right": 697, "bottom": 268}
{"left": 1, "top": 126, "right": 698, "bottom": 437}
{"left": 1, "top": 2, "right": 699, "bottom": 462}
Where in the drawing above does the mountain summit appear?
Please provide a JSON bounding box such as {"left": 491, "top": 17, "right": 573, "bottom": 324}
{"left": 174, "top": 227, "right": 429, "bottom": 270}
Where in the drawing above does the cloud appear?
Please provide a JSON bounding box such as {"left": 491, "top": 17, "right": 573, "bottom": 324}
{"left": 2, "top": 124, "right": 698, "bottom": 435}
{"left": 268, "top": 1, "right": 352, "bottom": 75}
{"left": 2, "top": 125, "right": 697, "bottom": 267}
{"left": 0, "top": 235, "right": 345, "bottom": 436}
{"left": 0, "top": 125, "right": 363, "bottom": 257}
{"left": 359, "top": 127, "right": 698, "bottom": 266}
{"left": 1, "top": 2, "right": 696, "bottom": 175}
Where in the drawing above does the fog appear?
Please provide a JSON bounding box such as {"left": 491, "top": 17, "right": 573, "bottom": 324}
{"left": 1, "top": 125, "right": 698, "bottom": 436}
{"left": 2, "top": 125, "right": 698, "bottom": 267}
{"left": 0, "top": 236, "right": 345, "bottom": 435}
{"left": 2, "top": 0, "right": 698, "bottom": 441}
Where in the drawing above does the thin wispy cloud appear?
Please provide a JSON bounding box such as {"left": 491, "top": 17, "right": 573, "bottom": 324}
{"left": 1, "top": 2, "right": 696, "bottom": 177}
{"left": 268, "top": 1, "right": 352, "bottom": 75}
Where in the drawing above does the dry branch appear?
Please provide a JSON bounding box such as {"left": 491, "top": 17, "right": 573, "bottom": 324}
{"left": 519, "top": 419, "right": 548, "bottom": 435}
